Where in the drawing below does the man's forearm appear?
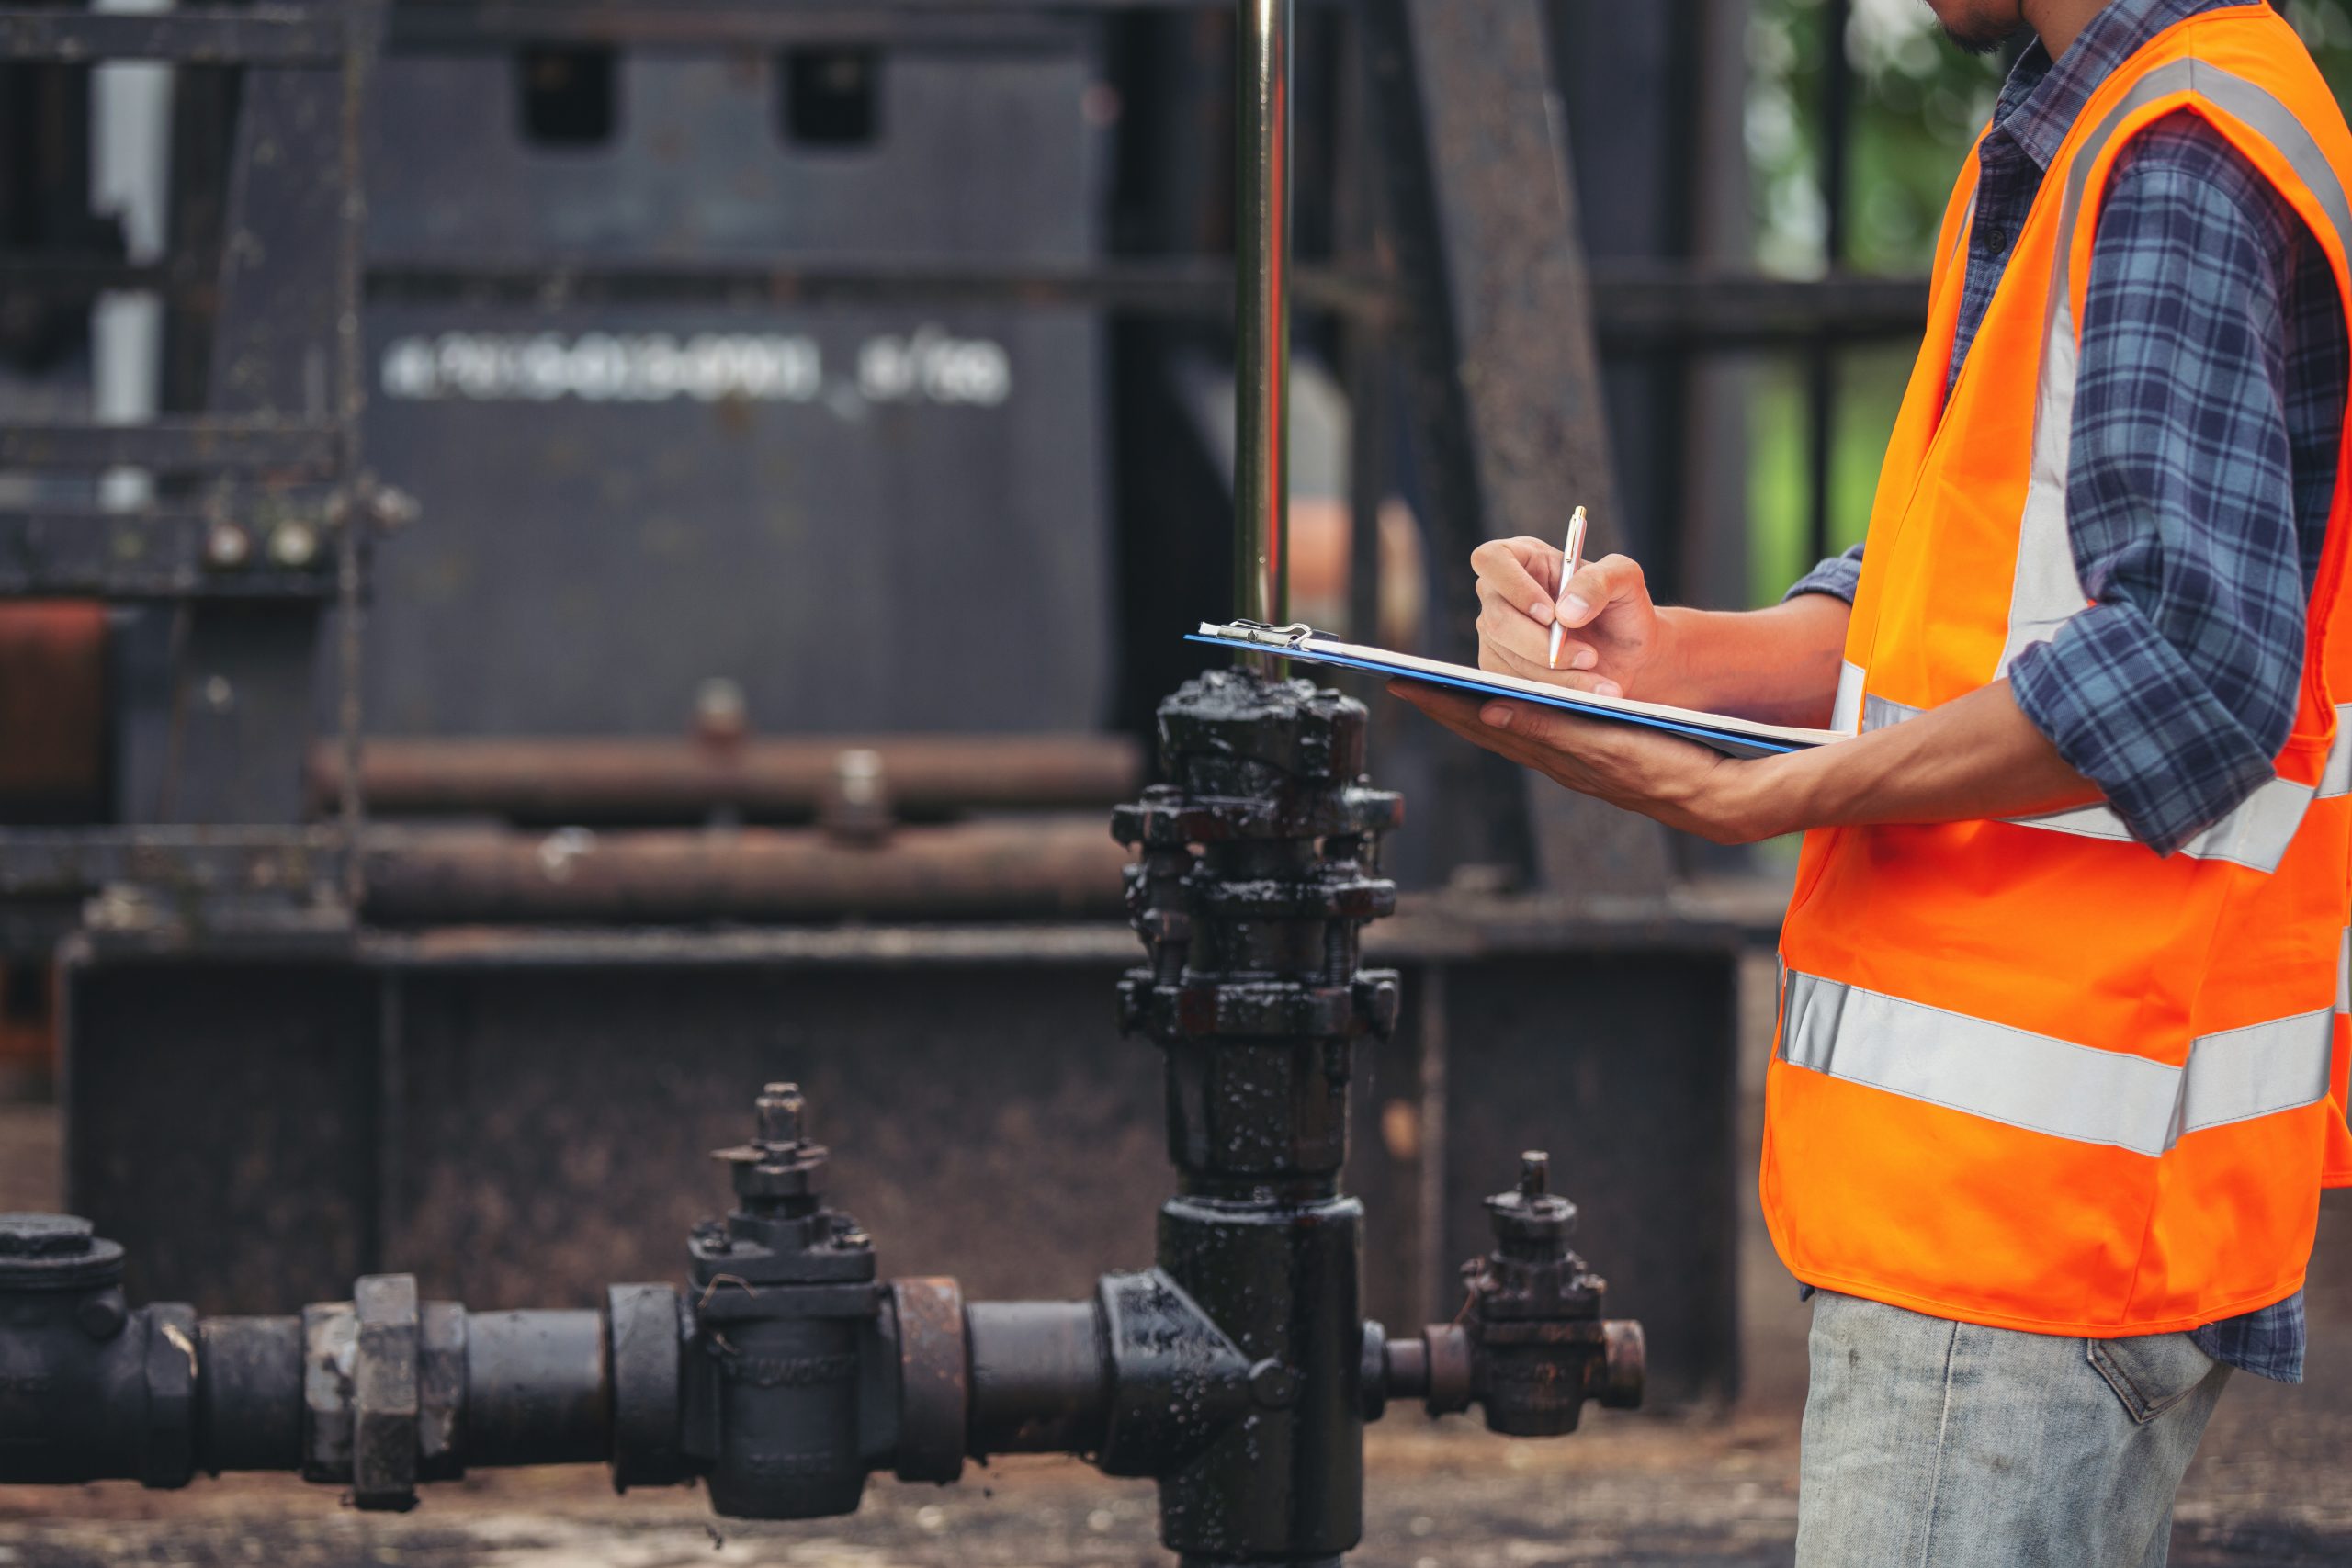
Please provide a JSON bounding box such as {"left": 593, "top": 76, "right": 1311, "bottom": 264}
{"left": 1651, "top": 593, "right": 1852, "bottom": 728}
{"left": 1725, "top": 678, "right": 2106, "bottom": 839}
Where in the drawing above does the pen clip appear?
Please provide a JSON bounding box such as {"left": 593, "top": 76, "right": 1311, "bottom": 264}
{"left": 1227, "top": 619, "right": 1317, "bottom": 648}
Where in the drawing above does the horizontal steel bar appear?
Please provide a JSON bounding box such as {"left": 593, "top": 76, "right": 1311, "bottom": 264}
{"left": 311, "top": 734, "right": 1144, "bottom": 821}
{"left": 0, "top": 254, "right": 212, "bottom": 303}
{"left": 0, "top": 827, "right": 345, "bottom": 898}
{"left": 366, "top": 257, "right": 1395, "bottom": 321}
{"left": 357, "top": 819, "right": 1135, "bottom": 923}
{"left": 386, "top": 0, "right": 1339, "bottom": 52}
{"left": 0, "top": 7, "right": 347, "bottom": 64}
{"left": 0, "top": 510, "right": 341, "bottom": 601}
{"left": 1590, "top": 267, "right": 1929, "bottom": 349}
{"left": 353, "top": 886, "right": 1752, "bottom": 970}
{"left": 366, "top": 259, "right": 1928, "bottom": 348}
{"left": 0, "top": 421, "right": 345, "bottom": 477}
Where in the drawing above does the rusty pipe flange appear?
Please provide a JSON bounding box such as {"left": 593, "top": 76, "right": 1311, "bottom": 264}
{"left": 353, "top": 1275, "right": 421, "bottom": 1512}
{"left": 1421, "top": 1323, "right": 1475, "bottom": 1417}
{"left": 417, "top": 1303, "right": 466, "bottom": 1483}
{"left": 891, "top": 1278, "right": 967, "bottom": 1485}
{"left": 609, "top": 1284, "right": 689, "bottom": 1490}
{"left": 1600, "top": 1319, "right": 1645, "bottom": 1410}
{"left": 141, "top": 1303, "right": 198, "bottom": 1489}
{"left": 300, "top": 1303, "right": 356, "bottom": 1486}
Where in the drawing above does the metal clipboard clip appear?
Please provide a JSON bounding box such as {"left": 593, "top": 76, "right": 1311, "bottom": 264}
{"left": 1221, "top": 619, "right": 1317, "bottom": 649}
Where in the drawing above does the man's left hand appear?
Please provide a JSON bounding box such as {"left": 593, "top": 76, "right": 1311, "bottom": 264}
{"left": 1387, "top": 680, "right": 1781, "bottom": 844}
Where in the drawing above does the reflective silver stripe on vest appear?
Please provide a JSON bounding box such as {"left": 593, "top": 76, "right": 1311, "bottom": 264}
{"left": 1780, "top": 969, "right": 2334, "bottom": 1156}
{"left": 2014, "top": 773, "right": 2318, "bottom": 872}
{"left": 1860, "top": 692, "right": 1919, "bottom": 735}
{"left": 2001, "top": 61, "right": 2352, "bottom": 681}
{"left": 1858, "top": 691, "right": 2352, "bottom": 871}
{"left": 2011, "top": 701, "right": 2352, "bottom": 870}
{"left": 1832, "top": 660, "right": 1867, "bottom": 734}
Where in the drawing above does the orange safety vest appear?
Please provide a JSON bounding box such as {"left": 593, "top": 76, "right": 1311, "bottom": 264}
{"left": 1768, "top": 5, "right": 2352, "bottom": 1337}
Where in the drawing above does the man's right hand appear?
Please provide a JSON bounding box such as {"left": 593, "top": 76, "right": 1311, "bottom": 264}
{"left": 1471, "top": 536, "right": 1671, "bottom": 700}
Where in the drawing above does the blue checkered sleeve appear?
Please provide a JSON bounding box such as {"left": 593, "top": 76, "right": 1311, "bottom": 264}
{"left": 1785, "top": 542, "right": 1865, "bottom": 605}
{"left": 2007, "top": 118, "right": 2329, "bottom": 856}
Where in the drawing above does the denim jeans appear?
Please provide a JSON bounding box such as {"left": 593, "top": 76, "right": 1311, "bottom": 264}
{"left": 1797, "top": 1291, "right": 2233, "bottom": 1567}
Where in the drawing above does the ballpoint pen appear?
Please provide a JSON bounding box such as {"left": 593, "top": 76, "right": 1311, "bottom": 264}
{"left": 1546, "top": 504, "right": 1589, "bottom": 671}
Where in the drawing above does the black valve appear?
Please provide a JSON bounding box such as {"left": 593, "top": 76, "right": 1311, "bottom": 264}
{"left": 1376, "top": 1153, "right": 1644, "bottom": 1437}
{"left": 0, "top": 1213, "right": 195, "bottom": 1489}
{"left": 684, "top": 1082, "right": 882, "bottom": 1520}
{"left": 1460, "top": 1152, "right": 1644, "bottom": 1435}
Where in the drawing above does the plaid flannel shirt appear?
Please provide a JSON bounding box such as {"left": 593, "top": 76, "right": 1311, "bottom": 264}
{"left": 1786, "top": 0, "right": 2346, "bottom": 1382}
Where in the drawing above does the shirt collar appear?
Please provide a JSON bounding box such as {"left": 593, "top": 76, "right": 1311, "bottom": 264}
{"left": 1987, "top": 0, "right": 2227, "bottom": 172}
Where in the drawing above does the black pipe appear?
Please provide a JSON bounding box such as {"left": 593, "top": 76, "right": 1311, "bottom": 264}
{"left": 463, "top": 1310, "right": 611, "bottom": 1468}
{"left": 967, "top": 1300, "right": 1109, "bottom": 1456}
{"left": 196, "top": 1315, "right": 303, "bottom": 1472}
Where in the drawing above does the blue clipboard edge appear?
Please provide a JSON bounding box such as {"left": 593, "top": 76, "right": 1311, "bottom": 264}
{"left": 1183, "top": 633, "right": 1807, "bottom": 758}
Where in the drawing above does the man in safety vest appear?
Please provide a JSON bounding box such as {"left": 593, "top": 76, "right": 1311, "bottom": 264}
{"left": 1398, "top": 1, "right": 2352, "bottom": 1561}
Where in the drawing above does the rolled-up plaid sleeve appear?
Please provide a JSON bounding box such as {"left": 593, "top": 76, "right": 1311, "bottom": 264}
{"left": 2006, "top": 117, "right": 2324, "bottom": 857}
{"left": 1784, "top": 542, "right": 1866, "bottom": 606}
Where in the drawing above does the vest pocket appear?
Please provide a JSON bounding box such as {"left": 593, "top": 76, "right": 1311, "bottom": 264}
{"left": 2086, "top": 1333, "right": 2217, "bottom": 1424}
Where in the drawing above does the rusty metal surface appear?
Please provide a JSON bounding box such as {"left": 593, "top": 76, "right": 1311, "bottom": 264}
{"left": 0, "top": 604, "right": 105, "bottom": 815}
{"left": 357, "top": 819, "right": 1133, "bottom": 924}
{"left": 313, "top": 734, "right": 1144, "bottom": 823}
{"left": 890, "top": 1278, "right": 969, "bottom": 1485}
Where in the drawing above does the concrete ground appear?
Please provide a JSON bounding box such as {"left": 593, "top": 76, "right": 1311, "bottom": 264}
{"left": 4, "top": 955, "right": 2350, "bottom": 1565}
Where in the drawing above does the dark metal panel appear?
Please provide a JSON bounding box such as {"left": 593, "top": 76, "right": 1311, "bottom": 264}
{"left": 351, "top": 40, "right": 1114, "bottom": 739}
{"left": 363, "top": 47, "right": 1102, "bottom": 265}
{"left": 358, "top": 304, "right": 1108, "bottom": 737}
{"left": 62, "top": 954, "right": 380, "bottom": 1313}
{"left": 164, "top": 604, "right": 330, "bottom": 824}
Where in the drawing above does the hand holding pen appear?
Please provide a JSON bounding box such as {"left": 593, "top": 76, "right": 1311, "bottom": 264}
{"left": 1468, "top": 507, "right": 1671, "bottom": 702}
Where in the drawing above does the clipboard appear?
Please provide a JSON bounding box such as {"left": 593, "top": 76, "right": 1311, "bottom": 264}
{"left": 1190, "top": 621, "right": 1849, "bottom": 760}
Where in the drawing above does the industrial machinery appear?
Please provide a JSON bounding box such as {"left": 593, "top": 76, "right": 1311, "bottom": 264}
{"left": 1, "top": 658, "right": 1644, "bottom": 1562}
{"left": 0, "top": 0, "right": 1778, "bottom": 1449}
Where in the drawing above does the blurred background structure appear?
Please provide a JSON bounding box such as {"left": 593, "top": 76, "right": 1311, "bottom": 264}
{"left": 2, "top": 1, "right": 2351, "bottom": 1561}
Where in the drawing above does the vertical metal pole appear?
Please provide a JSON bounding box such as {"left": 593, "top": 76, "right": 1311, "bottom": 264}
{"left": 1235, "top": 0, "right": 1293, "bottom": 629}
{"left": 335, "top": 0, "right": 382, "bottom": 911}
{"left": 1804, "top": 0, "right": 1852, "bottom": 569}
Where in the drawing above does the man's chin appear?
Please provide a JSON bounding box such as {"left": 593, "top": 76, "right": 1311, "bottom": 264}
{"left": 1939, "top": 20, "right": 2018, "bottom": 57}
